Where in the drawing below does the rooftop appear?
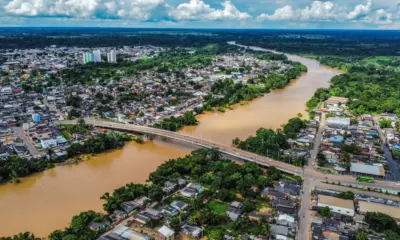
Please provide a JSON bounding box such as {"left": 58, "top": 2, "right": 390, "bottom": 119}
{"left": 350, "top": 163, "right": 385, "bottom": 177}
{"left": 358, "top": 201, "right": 400, "bottom": 219}
{"left": 318, "top": 195, "right": 354, "bottom": 210}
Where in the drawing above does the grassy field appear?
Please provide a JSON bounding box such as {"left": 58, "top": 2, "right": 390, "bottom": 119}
{"left": 208, "top": 200, "right": 229, "bottom": 215}
{"left": 361, "top": 56, "right": 395, "bottom": 66}
{"left": 204, "top": 226, "right": 226, "bottom": 239}
{"left": 60, "top": 130, "right": 71, "bottom": 140}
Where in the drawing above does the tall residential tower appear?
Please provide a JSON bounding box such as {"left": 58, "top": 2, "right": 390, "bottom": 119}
{"left": 107, "top": 50, "right": 117, "bottom": 63}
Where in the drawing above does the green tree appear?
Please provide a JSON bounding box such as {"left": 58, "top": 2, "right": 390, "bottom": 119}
{"left": 320, "top": 206, "right": 331, "bottom": 217}
{"left": 317, "top": 152, "right": 326, "bottom": 167}
{"left": 169, "top": 217, "right": 181, "bottom": 234}
{"left": 336, "top": 191, "right": 355, "bottom": 200}
{"left": 77, "top": 118, "right": 86, "bottom": 132}
{"left": 364, "top": 212, "right": 397, "bottom": 232}
{"left": 380, "top": 119, "right": 392, "bottom": 129}
{"left": 384, "top": 230, "right": 400, "bottom": 240}
{"left": 355, "top": 230, "right": 367, "bottom": 240}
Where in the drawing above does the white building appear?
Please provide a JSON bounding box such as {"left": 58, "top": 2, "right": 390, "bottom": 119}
{"left": 83, "top": 52, "right": 94, "bottom": 64}
{"left": 326, "top": 117, "right": 351, "bottom": 128}
{"left": 41, "top": 139, "right": 57, "bottom": 149}
{"left": 350, "top": 163, "right": 385, "bottom": 178}
{"left": 107, "top": 50, "right": 117, "bottom": 63}
{"left": 93, "top": 50, "right": 101, "bottom": 62}
{"left": 317, "top": 195, "right": 354, "bottom": 217}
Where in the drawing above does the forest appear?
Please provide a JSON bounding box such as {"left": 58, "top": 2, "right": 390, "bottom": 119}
{"left": 232, "top": 117, "right": 307, "bottom": 166}
{"left": 197, "top": 61, "right": 307, "bottom": 112}
{"left": 1, "top": 29, "right": 399, "bottom": 57}
{"left": 151, "top": 111, "right": 198, "bottom": 131}
{"left": 66, "top": 131, "right": 133, "bottom": 157}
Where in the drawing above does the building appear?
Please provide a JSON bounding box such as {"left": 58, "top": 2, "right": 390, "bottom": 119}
{"left": 277, "top": 214, "right": 296, "bottom": 227}
{"left": 326, "top": 117, "right": 351, "bottom": 128}
{"left": 358, "top": 201, "right": 400, "bottom": 221}
{"left": 98, "top": 226, "right": 151, "bottom": 240}
{"left": 170, "top": 200, "right": 189, "bottom": 212}
{"left": 317, "top": 195, "right": 355, "bottom": 217}
{"left": 83, "top": 52, "right": 94, "bottom": 64}
{"left": 325, "top": 97, "right": 349, "bottom": 107}
{"left": 120, "top": 201, "right": 140, "bottom": 214}
{"left": 270, "top": 224, "right": 296, "bottom": 239}
{"left": 272, "top": 199, "right": 297, "bottom": 215}
{"left": 180, "top": 183, "right": 203, "bottom": 198}
{"left": 93, "top": 50, "right": 102, "bottom": 62}
{"left": 227, "top": 201, "right": 243, "bottom": 221}
{"left": 350, "top": 163, "right": 385, "bottom": 179}
{"left": 32, "top": 113, "right": 40, "bottom": 123}
{"left": 107, "top": 50, "right": 117, "bottom": 63}
{"left": 41, "top": 138, "right": 57, "bottom": 149}
{"left": 162, "top": 205, "right": 179, "bottom": 217}
{"left": 158, "top": 226, "right": 174, "bottom": 240}
{"left": 143, "top": 208, "right": 163, "bottom": 220}
{"left": 181, "top": 224, "right": 202, "bottom": 238}
{"left": 261, "top": 187, "right": 287, "bottom": 200}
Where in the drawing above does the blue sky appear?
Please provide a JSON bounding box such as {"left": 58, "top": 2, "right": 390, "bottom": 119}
{"left": 0, "top": 0, "right": 399, "bottom": 29}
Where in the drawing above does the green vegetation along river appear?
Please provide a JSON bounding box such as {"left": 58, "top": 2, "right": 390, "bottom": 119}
{"left": 0, "top": 44, "right": 342, "bottom": 237}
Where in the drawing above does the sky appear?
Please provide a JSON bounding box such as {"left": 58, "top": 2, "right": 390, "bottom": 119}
{"left": 0, "top": 0, "right": 399, "bottom": 29}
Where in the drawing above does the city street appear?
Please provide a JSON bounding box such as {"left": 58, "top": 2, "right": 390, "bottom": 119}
{"left": 296, "top": 113, "right": 325, "bottom": 240}
{"left": 13, "top": 126, "right": 41, "bottom": 157}
{"left": 373, "top": 117, "right": 400, "bottom": 181}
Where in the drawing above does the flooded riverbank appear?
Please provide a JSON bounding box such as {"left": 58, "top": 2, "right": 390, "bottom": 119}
{"left": 0, "top": 44, "right": 342, "bottom": 237}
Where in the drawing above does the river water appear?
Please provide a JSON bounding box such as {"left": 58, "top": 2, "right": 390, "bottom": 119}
{"left": 0, "top": 43, "right": 342, "bottom": 237}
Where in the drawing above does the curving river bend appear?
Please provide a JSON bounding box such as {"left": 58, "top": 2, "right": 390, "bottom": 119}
{"left": 0, "top": 43, "right": 342, "bottom": 237}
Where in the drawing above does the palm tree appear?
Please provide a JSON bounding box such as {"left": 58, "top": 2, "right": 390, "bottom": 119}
{"left": 77, "top": 118, "right": 86, "bottom": 132}
{"left": 47, "top": 148, "right": 55, "bottom": 162}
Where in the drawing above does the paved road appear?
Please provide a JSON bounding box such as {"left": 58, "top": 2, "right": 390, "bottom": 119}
{"left": 297, "top": 113, "right": 325, "bottom": 240}
{"left": 373, "top": 117, "right": 400, "bottom": 181}
{"left": 13, "top": 126, "right": 41, "bottom": 157}
{"left": 315, "top": 182, "right": 400, "bottom": 201}
{"left": 43, "top": 97, "right": 66, "bottom": 120}
{"left": 58, "top": 118, "right": 400, "bottom": 191}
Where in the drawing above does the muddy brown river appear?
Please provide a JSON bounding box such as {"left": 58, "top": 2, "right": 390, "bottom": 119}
{"left": 0, "top": 43, "right": 342, "bottom": 237}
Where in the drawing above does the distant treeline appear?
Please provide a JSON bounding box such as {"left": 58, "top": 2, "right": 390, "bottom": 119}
{"left": 1, "top": 29, "right": 399, "bottom": 57}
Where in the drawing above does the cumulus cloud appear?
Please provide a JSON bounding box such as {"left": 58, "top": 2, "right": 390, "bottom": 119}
{"left": 3, "top": 0, "right": 249, "bottom": 22}
{"left": 300, "top": 1, "right": 337, "bottom": 21}
{"left": 375, "top": 9, "right": 392, "bottom": 24}
{"left": 347, "top": 0, "right": 372, "bottom": 20}
{"left": 168, "top": 0, "right": 250, "bottom": 21}
{"left": 257, "top": 5, "right": 295, "bottom": 21}
{"left": 257, "top": 1, "right": 339, "bottom": 22}
{"left": 3, "top": 0, "right": 165, "bottom": 20}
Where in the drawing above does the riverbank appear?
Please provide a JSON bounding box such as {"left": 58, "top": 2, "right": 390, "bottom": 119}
{"left": 0, "top": 45, "right": 341, "bottom": 237}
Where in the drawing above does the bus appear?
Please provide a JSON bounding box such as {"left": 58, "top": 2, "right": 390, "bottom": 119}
{"left": 356, "top": 176, "right": 375, "bottom": 183}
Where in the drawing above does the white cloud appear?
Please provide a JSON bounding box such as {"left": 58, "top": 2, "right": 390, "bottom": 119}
{"left": 257, "top": 5, "right": 295, "bottom": 21}
{"left": 300, "top": 1, "right": 337, "bottom": 21}
{"left": 347, "top": 0, "right": 372, "bottom": 20}
{"left": 3, "top": 0, "right": 165, "bottom": 20}
{"left": 257, "top": 1, "right": 339, "bottom": 22}
{"left": 375, "top": 9, "right": 392, "bottom": 24}
{"left": 168, "top": 0, "right": 250, "bottom": 21}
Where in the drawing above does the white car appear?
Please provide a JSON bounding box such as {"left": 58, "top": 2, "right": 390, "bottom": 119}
{"left": 396, "top": 182, "right": 400, "bottom": 186}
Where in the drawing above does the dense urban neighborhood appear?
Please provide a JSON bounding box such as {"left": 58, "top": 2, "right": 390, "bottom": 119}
{"left": 0, "top": 29, "right": 400, "bottom": 240}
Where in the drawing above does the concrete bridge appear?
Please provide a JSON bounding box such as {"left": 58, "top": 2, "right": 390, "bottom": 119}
{"left": 59, "top": 119, "right": 302, "bottom": 175}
